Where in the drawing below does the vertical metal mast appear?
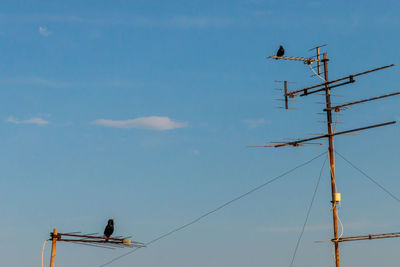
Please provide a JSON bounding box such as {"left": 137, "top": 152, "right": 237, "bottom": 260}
{"left": 50, "top": 228, "right": 58, "bottom": 267}
{"left": 265, "top": 47, "right": 400, "bottom": 266}
{"left": 322, "top": 53, "right": 340, "bottom": 267}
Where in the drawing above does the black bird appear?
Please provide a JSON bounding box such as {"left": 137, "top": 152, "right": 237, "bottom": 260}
{"left": 104, "top": 219, "right": 114, "bottom": 240}
{"left": 276, "top": 45, "right": 285, "bottom": 59}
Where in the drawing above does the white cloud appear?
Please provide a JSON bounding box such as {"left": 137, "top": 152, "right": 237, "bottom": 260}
{"left": 39, "top": 26, "right": 51, "bottom": 36}
{"left": 243, "top": 118, "right": 265, "bottom": 129}
{"left": 93, "top": 116, "right": 187, "bottom": 130}
{"left": 7, "top": 116, "right": 49, "bottom": 125}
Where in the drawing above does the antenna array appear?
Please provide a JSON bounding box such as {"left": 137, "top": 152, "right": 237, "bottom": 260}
{"left": 261, "top": 46, "right": 400, "bottom": 267}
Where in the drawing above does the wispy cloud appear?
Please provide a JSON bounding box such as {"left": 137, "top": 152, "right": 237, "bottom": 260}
{"left": 7, "top": 116, "right": 49, "bottom": 126}
{"left": 39, "top": 26, "right": 51, "bottom": 36}
{"left": 93, "top": 116, "right": 187, "bottom": 130}
{"left": 243, "top": 118, "right": 265, "bottom": 129}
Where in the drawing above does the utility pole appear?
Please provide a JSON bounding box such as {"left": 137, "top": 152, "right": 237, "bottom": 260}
{"left": 50, "top": 228, "right": 58, "bottom": 267}
{"left": 47, "top": 229, "right": 145, "bottom": 266}
{"left": 322, "top": 53, "right": 340, "bottom": 267}
{"left": 264, "top": 46, "right": 400, "bottom": 267}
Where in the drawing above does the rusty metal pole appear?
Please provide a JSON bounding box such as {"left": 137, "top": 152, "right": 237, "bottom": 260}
{"left": 284, "top": 81, "right": 288, "bottom": 109}
{"left": 50, "top": 228, "right": 58, "bottom": 267}
{"left": 317, "top": 47, "right": 321, "bottom": 75}
{"left": 322, "top": 53, "right": 340, "bottom": 267}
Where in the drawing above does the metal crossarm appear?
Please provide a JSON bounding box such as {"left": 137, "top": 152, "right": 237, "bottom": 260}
{"left": 325, "top": 92, "right": 400, "bottom": 111}
{"left": 268, "top": 56, "right": 319, "bottom": 63}
{"left": 334, "top": 232, "right": 400, "bottom": 243}
{"left": 274, "top": 121, "right": 396, "bottom": 147}
{"left": 288, "top": 64, "right": 395, "bottom": 97}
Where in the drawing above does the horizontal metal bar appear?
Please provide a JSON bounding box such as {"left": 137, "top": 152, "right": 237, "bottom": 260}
{"left": 299, "top": 80, "right": 355, "bottom": 96}
{"left": 290, "top": 64, "right": 394, "bottom": 95}
{"left": 60, "top": 239, "right": 124, "bottom": 244}
{"left": 268, "top": 56, "right": 319, "bottom": 62}
{"left": 58, "top": 232, "right": 125, "bottom": 241}
{"left": 334, "top": 232, "right": 400, "bottom": 243}
{"left": 325, "top": 92, "right": 400, "bottom": 111}
{"left": 274, "top": 121, "right": 396, "bottom": 147}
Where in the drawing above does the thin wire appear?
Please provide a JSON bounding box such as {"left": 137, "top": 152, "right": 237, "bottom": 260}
{"left": 41, "top": 240, "right": 48, "bottom": 267}
{"left": 309, "top": 64, "right": 326, "bottom": 82}
{"left": 337, "top": 211, "right": 344, "bottom": 239}
{"left": 100, "top": 151, "right": 327, "bottom": 267}
{"left": 289, "top": 156, "right": 327, "bottom": 267}
{"left": 335, "top": 150, "right": 400, "bottom": 203}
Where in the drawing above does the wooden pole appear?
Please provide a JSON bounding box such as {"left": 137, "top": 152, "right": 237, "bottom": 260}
{"left": 323, "top": 53, "right": 340, "bottom": 267}
{"left": 50, "top": 228, "right": 58, "bottom": 267}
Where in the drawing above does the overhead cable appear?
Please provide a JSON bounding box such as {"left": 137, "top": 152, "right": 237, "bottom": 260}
{"left": 100, "top": 151, "right": 327, "bottom": 267}
{"left": 335, "top": 150, "right": 400, "bottom": 203}
{"left": 290, "top": 156, "right": 327, "bottom": 267}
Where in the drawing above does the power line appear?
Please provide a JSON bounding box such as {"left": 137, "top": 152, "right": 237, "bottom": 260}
{"left": 99, "top": 151, "right": 327, "bottom": 267}
{"left": 335, "top": 150, "right": 400, "bottom": 203}
{"left": 290, "top": 156, "right": 328, "bottom": 267}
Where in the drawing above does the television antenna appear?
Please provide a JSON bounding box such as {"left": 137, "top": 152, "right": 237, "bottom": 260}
{"left": 260, "top": 46, "right": 400, "bottom": 267}
{"left": 47, "top": 228, "right": 145, "bottom": 267}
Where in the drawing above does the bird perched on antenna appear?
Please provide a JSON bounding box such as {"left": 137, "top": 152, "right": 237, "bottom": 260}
{"left": 276, "top": 45, "right": 285, "bottom": 59}
{"left": 104, "top": 219, "right": 114, "bottom": 240}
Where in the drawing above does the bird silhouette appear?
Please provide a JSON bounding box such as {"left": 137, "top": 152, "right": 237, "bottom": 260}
{"left": 276, "top": 45, "right": 285, "bottom": 59}
{"left": 104, "top": 219, "right": 114, "bottom": 240}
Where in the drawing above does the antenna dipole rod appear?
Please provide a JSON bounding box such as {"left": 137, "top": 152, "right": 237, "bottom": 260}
{"left": 323, "top": 54, "right": 340, "bottom": 267}
{"left": 317, "top": 47, "right": 321, "bottom": 75}
{"left": 284, "top": 81, "right": 288, "bottom": 109}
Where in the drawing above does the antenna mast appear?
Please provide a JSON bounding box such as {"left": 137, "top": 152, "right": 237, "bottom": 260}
{"left": 48, "top": 228, "right": 145, "bottom": 267}
{"left": 263, "top": 46, "right": 400, "bottom": 267}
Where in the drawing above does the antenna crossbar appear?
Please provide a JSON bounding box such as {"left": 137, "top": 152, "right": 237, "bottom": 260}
{"left": 324, "top": 92, "right": 400, "bottom": 111}
{"left": 274, "top": 121, "right": 396, "bottom": 147}
{"left": 334, "top": 232, "right": 400, "bottom": 243}
{"left": 268, "top": 56, "right": 319, "bottom": 62}
{"left": 299, "top": 79, "right": 355, "bottom": 96}
{"left": 288, "top": 64, "right": 395, "bottom": 97}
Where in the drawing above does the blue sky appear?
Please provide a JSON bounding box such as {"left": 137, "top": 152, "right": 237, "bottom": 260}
{"left": 1, "top": 1, "right": 400, "bottom": 266}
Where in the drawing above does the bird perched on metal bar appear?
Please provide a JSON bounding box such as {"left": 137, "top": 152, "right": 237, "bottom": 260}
{"left": 104, "top": 219, "right": 114, "bottom": 240}
{"left": 276, "top": 45, "right": 285, "bottom": 59}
